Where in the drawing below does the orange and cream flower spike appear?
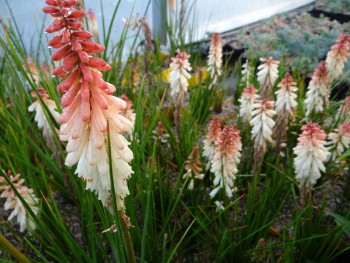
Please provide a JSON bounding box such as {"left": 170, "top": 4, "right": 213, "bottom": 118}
{"left": 241, "top": 59, "right": 252, "bottom": 86}
{"left": 326, "top": 34, "right": 350, "bottom": 83}
{"left": 250, "top": 100, "right": 276, "bottom": 152}
{"left": 207, "top": 32, "right": 222, "bottom": 87}
{"left": 293, "top": 122, "right": 329, "bottom": 190}
{"left": 28, "top": 88, "right": 60, "bottom": 140}
{"left": 275, "top": 73, "right": 298, "bottom": 121}
{"left": 238, "top": 85, "right": 259, "bottom": 124}
{"left": 304, "top": 61, "right": 328, "bottom": 116}
{"left": 257, "top": 57, "right": 279, "bottom": 100}
{"left": 203, "top": 118, "right": 222, "bottom": 170}
{"left": 169, "top": 49, "right": 191, "bottom": 132}
{"left": 250, "top": 100, "right": 276, "bottom": 170}
{"left": 43, "top": 0, "right": 133, "bottom": 211}
{"left": 209, "top": 125, "right": 242, "bottom": 199}
{"left": 182, "top": 147, "right": 204, "bottom": 190}
{"left": 0, "top": 171, "right": 39, "bottom": 232}
{"left": 337, "top": 96, "right": 350, "bottom": 123}
{"left": 327, "top": 123, "right": 350, "bottom": 161}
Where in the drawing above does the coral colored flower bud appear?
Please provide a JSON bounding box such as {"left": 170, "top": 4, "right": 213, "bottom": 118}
{"left": 60, "top": 7, "right": 69, "bottom": 16}
{"left": 62, "top": 0, "right": 76, "bottom": 7}
{"left": 66, "top": 10, "right": 85, "bottom": 19}
{"left": 42, "top": 6, "right": 58, "bottom": 14}
{"left": 46, "top": 19, "right": 64, "bottom": 33}
{"left": 91, "top": 87, "right": 109, "bottom": 110}
{"left": 80, "top": 81, "right": 91, "bottom": 122}
{"left": 87, "top": 57, "right": 111, "bottom": 71}
{"left": 57, "top": 68, "right": 80, "bottom": 92}
{"left": 59, "top": 97, "right": 80, "bottom": 124}
{"left": 66, "top": 20, "right": 83, "bottom": 30}
{"left": 105, "top": 83, "right": 116, "bottom": 94}
{"left": 51, "top": 44, "right": 72, "bottom": 61}
{"left": 78, "top": 51, "right": 89, "bottom": 63}
{"left": 51, "top": 12, "right": 62, "bottom": 18}
{"left": 81, "top": 42, "right": 105, "bottom": 54}
{"left": 71, "top": 30, "right": 93, "bottom": 40}
{"left": 63, "top": 53, "right": 78, "bottom": 71}
{"left": 48, "top": 36, "right": 64, "bottom": 48}
{"left": 72, "top": 39, "right": 82, "bottom": 52}
{"left": 61, "top": 29, "right": 71, "bottom": 44}
{"left": 52, "top": 65, "right": 67, "bottom": 76}
{"left": 92, "top": 74, "right": 108, "bottom": 91}
{"left": 61, "top": 83, "right": 80, "bottom": 107}
{"left": 79, "top": 63, "right": 93, "bottom": 82}
{"left": 45, "top": 0, "right": 57, "bottom": 6}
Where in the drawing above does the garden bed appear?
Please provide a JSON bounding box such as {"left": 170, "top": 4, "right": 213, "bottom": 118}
{"left": 1, "top": 1, "right": 350, "bottom": 262}
{"left": 315, "top": 0, "right": 350, "bottom": 16}
{"left": 224, "top": 12, "right": 350, "bottom": 74}
{"left": 309, "top": 9, "right": 350, "bottom": 24}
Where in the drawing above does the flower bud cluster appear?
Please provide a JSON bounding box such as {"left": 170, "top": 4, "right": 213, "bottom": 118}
{"left": 327, "top": 123, "right": 350, "bottom": 161}
{"left": 28, "top": 88, "right": 60, "bottom": 140}
{"left": 0, "top": 171, "right": 39, "bottom": 232}
{"left": 209, "top": 125, "right": 242, "bottom": 198}
{"left": 304, "top": 61, "right": 328, "bottom": 116}
{"left": 257, "top": 57, "right": 279, "bottom": 100}
{"left": 207, "top": 32, "right": 222, "bottom": 87}
{"left": 238, "top": 85, "right": 259, "bottom": 123}
{"left": 293, "top": 122, "right": 329, "bottom": 189}
{"left": 326, "top": 34, "right": 350, "bottom": 82}
{"left": 182, "top": 147, "right": 204, "bottom": 190}
{"left": 203, "top": 118, "right": 222, "bottom": 170}
{"left": 43, "top": 0, "right": 134, "bottom": 210}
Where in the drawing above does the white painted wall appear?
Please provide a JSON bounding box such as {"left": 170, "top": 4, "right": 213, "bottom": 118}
{"left": 0, "top": 0, "right": 315, "bottom": 57}
{"left": 165, "top": 0, "right": 315, "bottom": 42}
{"left": 0, "top": 0, "right": 151, "bottom": 58}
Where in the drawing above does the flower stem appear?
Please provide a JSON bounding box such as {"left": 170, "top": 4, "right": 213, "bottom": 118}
{"left": 118, "top": 211, "right": 136, "bottom": 263}
{"left": 0, "top": 233, "right": 31, "bottom": 263}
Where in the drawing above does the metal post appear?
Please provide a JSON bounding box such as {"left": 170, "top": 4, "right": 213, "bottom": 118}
{"left": 152, "top": 0, "right": 167, "bottom": 45}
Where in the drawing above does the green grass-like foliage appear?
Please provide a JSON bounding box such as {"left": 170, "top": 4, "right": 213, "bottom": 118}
{"left": 0, "top": 2, "right": 350, "bottom": 262}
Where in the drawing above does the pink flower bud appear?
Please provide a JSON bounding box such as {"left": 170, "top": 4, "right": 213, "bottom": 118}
{"left": 80, "top": 42, "right": 105, "bottom": 54}
{"left": 71, "top": 30, "right": 93, "bottom": 40}
{"left": 294, "top": 122, "right": 329, "bottom": 189}
{"left": 51, "top": 44, "right": 71, "bottom": 61}
{"left": 48, "top": 36, "right": 64, "bottom": 48}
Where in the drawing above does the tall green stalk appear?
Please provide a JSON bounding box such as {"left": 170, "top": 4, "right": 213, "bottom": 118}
{"left": 118, "top": 211, "right": 136, "bottom": 263}
{"left": 0, "top": 233, "right": 31, "bottom": 263}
